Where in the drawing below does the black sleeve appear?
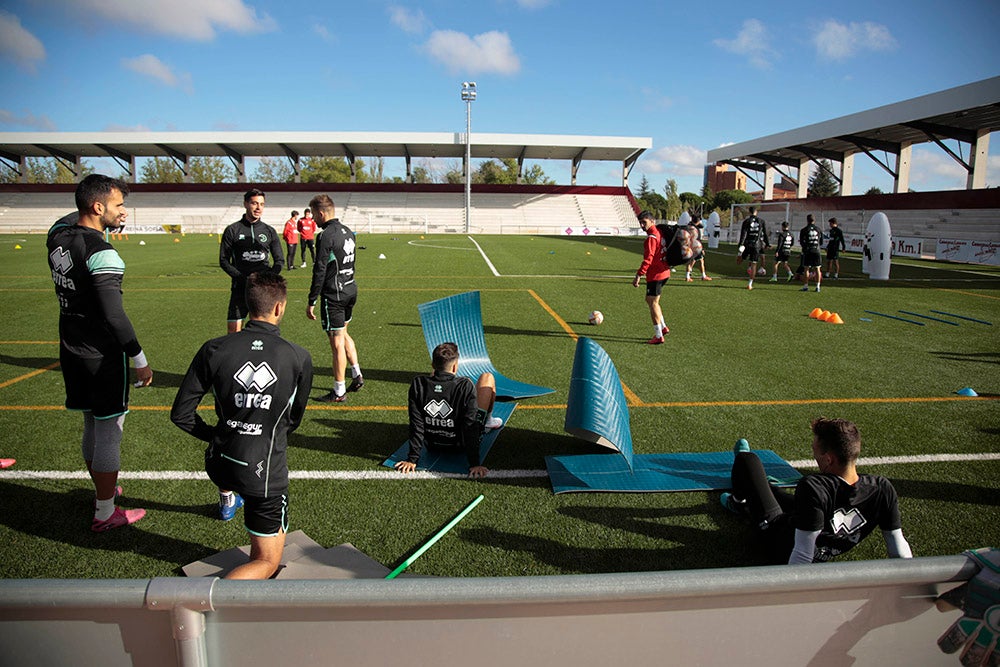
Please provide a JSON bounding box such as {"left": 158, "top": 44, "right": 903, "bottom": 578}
{"left": 406, "top": 379, "right": 425, "bottom": 463}
{"left": 288, "top": 348, "right": 313, "bottom": 432}
{"left": 92, "top": 273, "right": 142, "bottom": 358}
{"left": 269, "top": 227, "right": 284, "bottom": 273}
{"left": 219, "top": 227, "right": 241, "bottom": 279}
{"left": 170, "top": 344, "right": 216, "bottom": 443}
{"left": 308, "top": 232, "right": 329, "bottom": 305}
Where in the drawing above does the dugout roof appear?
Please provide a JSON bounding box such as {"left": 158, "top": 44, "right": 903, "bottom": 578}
{"left": 0, "top": 131, "right": 651, "bottom": 184}
{"left": 706, "top": 76, "right": 1000, "bottom": 191}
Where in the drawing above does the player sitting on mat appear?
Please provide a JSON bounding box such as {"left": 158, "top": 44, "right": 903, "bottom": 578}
{"left": 721, "top": 417, "right": 913, "bottom": 565}
{"left": 395, "top": 342, "right": 503, "bottom": 479}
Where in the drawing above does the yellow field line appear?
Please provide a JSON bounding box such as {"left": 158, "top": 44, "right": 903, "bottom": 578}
{"left": 935, "top": 287, "right": 1000, "bottom": 301}
{"left": 0, "top": 362, "right": 60, "bottom": 389}
{"left": 526, "top": 288, "right": 645, "bottom": 406}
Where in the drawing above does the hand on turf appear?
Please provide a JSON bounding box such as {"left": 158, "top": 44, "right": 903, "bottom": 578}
{"left": 134, "top": 365, "right": 153, "bottom": 387}
{"left": 468, "top": 465, "right": 488, "bottom": 479}
{"left": 306, "top": 305, "right": 317, "bottom": 321}
{"left": 936, "top": 547, "right": 1000, "bottom": 666}
{"left": 394, "top": 461, "right": 417, "bottom": 473}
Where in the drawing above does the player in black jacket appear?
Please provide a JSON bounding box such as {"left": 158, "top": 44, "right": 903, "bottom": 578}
{"left": 769, "top": 221, "right": 796, "bottom": 282}
{"left": 171, "top": 271, "right": 312, "bottom": 579}
{"left": 395, "top": 342, "right": 503, "bottom": 478}
{"left": 306, "top": 194, "right": 364, "bottom": 402}
{"left": 799, "top": 214, "right": 824, "bottom": 292}
{"left": 219, "top": 188, "right": 283, "bottom": 334}
{"left": 721, "top": 418, "right": 912, "bottom": 565}
{"left": 47, "top": 175, "right": 152, "bottom": 532}
{"left": 825, "top": 217, "right": 847, "bottom": 279}
{"left": 737, "top": 207, "right": 769, "bottom": 290}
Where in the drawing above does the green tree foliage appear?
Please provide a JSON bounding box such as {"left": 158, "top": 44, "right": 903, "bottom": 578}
{"left": 808, "top": 159, "right": 840, "bottom": 197}
{"left": 140, "top": 156, "right": 184, "bottom": 183}
{"left": 411, "top": 165, "right": 432, "bottom": 184}
{"left": 472, "top": 158, "right": 553, "bottom": 185}
{"left": 636, "top": 174, "right": 652, "bottom": 198}
{"left": 712, "top": 188, "right": 754, "bottom": 213}
{"left": 679, "top": 191, "right": 706, "bottom": 212}
{"left": 189, "top": 156, "right": 236, "bottom": 183}
{"left": 252, "top": 157, "right": 294, "bottom": 183}
{"left": 663, "top": 178, "right": 683, "bottom": 221}
{"left": 300, "top": 156, "right": 368, "bottom": 183}
{"left": 25, "top": 157, "right": 92, "bottom": 184}
{"left": 864, "top": 185, "right": 884, "bottom": 195}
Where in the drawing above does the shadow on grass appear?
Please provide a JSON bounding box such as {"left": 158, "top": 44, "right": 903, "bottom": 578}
{"left": 294, "top": 418, "right": 405, "bottom": 463}
{"left": 929, "top": 351, "right": 1000, "bottom": 365}
{"left": 890, "top": 478, "right": 1000, "bottom": 507}
{"left": 0, "top": 353, "right": 59, "bottom": 370}
{"left": 0, "top": 480, "right": 211, "bottom": 572}
{"left": 457, "top": 505, "right": 755, "bottom": 573}
{"left": 308, "top": 365, "right": 421, "bottom": 385}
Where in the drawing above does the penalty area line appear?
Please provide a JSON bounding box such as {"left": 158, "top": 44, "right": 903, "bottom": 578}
{"left": 467, "top": 236, "right": 500, "bottom": 277}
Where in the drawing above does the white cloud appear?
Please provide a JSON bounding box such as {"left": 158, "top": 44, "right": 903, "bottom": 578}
{"left": 639, "top": 86, "right": 673, "bottom": 112}
{"left": 424, "top": 30, "right": 520, "bottom": 75}
{"left": 0, "top": 11, "right": 45, "bottom": 73}
{"left": 313, "top": 23, "right": 334, "bottom": 42}
{"left": 122, "top": 54, "right": 194, "bottom": 94}
{"left": 0, "top": 108, "right": 56, "bottom": 130}
{"left": 389, "top": 6, "right": 429, "bottom": 34}
{"left": 908, "top": 147, "right": 967, "bottom": 190}
{"left": 66, "top": 0, "right": 276, "bottom": 40}
{"left": 813, "top": 20, "right": 896, "bottom": 61}
{"left": 639, "top": 145, "right": 707, "bottom": 177}
{"left": 713, "top": 19, "right": 777, "bottom": 69}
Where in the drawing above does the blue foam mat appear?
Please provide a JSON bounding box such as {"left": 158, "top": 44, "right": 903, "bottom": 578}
{"left": 418, "top": 291, "right": 554, "bottom": 400}
{"left": 382, "top": 402, "right": 517, "bottom": 473}
{"left": 564, "top": 337, "right": 634, "bottom": 467}
{"left": 544, "top": 449, "right": 801, "bottom": 494}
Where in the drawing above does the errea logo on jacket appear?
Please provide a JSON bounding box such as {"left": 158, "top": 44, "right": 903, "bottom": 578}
{"left": 233, "top": 361, "right": 277, "bottom": 409}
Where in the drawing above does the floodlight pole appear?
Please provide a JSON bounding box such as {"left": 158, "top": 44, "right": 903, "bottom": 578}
{"left": 462, "top": 82, "right": 477, "bottom": 234}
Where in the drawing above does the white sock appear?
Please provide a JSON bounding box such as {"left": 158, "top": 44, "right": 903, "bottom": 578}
{"left": 219, "top": 490, "right": 235, "bottom": 506}
{"left": 685, "top": 271, "right": 691, "bottom": 279}
{"left": 94, "top": 497, "right": 115, "bottom": 522}
{"left": 654, "top": 323, "right": 662, "bottom": 338}
{"left": 335, "top": 380, "right": 346, "bottom": 395}
{"left": 748, "top": 279, "right": 753, "bottom": 286}
{"left": 351, "top": 364, "right": 361, "bottom": 378}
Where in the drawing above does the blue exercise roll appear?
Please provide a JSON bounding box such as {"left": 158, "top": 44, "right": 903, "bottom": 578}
{"left": 418, "top": 291, "right": 554, "bottom": 400}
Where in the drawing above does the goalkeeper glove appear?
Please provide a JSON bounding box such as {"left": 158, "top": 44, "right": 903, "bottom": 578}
{"left": 937, "top": 547, "right": 1000, "bottom": 666}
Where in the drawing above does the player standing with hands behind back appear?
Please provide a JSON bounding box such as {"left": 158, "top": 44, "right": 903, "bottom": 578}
{"left": 632, "top": 210, "right": 671, "bottom": 344}
{"left": 219, "top": 188, "right": 283, "bottom": 334}
{"left": 47, "top": 174, "right": 152, "bottom": 531}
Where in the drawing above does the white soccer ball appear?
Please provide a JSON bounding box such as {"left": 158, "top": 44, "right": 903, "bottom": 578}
{"left": 588, "top": 310, "right": 604, "bottom": 325}
{"left": 757, "top": 267, "right": 767, "bottom": 276}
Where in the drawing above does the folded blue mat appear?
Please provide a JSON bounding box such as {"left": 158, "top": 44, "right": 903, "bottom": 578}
{"left": 544, "top": 449, "right": 801, "bottom": 494}
{"left": 382, "top": 402, "right": 517, "bottom": 473}
{"left": 418, "top": 291, "right": 554, "bottom": 400}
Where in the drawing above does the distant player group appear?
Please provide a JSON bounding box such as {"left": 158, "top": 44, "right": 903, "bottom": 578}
{"left": 633, "top": 206, "right": 847, "bottom": 343}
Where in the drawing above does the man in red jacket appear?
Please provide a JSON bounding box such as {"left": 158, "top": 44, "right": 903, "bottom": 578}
{"left": 632, "top": 211, "right": 671, "bottom": 344}
{"left": 297, "top": 208, "right": 317, "bottom": 268}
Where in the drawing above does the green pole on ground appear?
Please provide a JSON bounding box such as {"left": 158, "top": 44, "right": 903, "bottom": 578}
{"left": 385, "top": 494, "right": 484, "bottom": 580}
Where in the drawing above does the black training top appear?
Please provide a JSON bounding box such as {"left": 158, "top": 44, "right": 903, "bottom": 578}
{"left": 776, "top": 230, "right": 795, "bottom": 254}
{"left": 171, "top": 320, "right": 313, "bottom": 497}
{"left": 46, "top": 213, "right": 142, "bottom": 360}
{"left": 308, "top": 219, "right": 357, "bottom": 305}
{"left": 219, "top": 217, "right": 283, "bottom": 283}
{"left": 799, "top": 223, "right": 823, "bottom": 252}
{"left": 826, "top": 226, "right": 846, "bottom": 251}
{"left": 407, "top": 370, "right": 482, "bottom": 467}
{"left": 739, "top": 215, "right": 769, "bottom": 248}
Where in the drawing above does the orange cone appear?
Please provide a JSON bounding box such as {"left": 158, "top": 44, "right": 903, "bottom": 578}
{"left": 829, "top": 313, "right": 844, "bottom": 324}
{"left": 809, "top": 308, "right": 822, "bottom": 319}
{"left": 818, "top": 310, "right": 833, "bottom": 322}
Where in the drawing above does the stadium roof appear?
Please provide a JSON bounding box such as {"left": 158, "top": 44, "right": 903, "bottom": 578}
{"left": 706, "top": 76, "right": 1000, "bottom": 194}
{"left": 0, "top": 131, "right": 651, "bottom": 185}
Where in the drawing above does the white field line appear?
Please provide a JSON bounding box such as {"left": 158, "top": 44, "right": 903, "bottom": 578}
{"left": 467, "top": 235, "right": 501, "bottom": 276}
{"left": 4, "top": 453, "right": 998, "bottom": 482}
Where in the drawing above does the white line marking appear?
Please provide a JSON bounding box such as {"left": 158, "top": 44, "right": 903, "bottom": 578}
{"left": 406, "top": 240, "right": 474, "bottom": 251}
{"left": 3, "top": 453, "right": 997, "bottom": 482}
{"left": 467, "top": 235, "right": 501, "bottom": 277}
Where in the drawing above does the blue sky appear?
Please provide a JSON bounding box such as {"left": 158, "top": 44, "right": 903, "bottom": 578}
{"left": 1, "top": 0, "right": 998, "bottom": 195}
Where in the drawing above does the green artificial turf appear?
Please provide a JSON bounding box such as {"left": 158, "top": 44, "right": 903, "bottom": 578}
{"left": 0, "top": 231, "right": 997, "bottom": 578}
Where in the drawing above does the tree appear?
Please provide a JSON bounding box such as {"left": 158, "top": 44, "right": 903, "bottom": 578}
{"left": 411, "top": 165, "right": 432, "bottom": 184}
{"left": 189, "top": 156, "right": 236, "bottom": 183}
{"left": 252, "top": 157, "right": 294, "bottom": 183}
{"left": 864, "top": 185, "right": 883, "bottom": 195}
{"left": 26, "top": 157, "right": 91, "bottom": 184}
{"left": 808, "top": 159, "right": 840, "bottom": 197}
{"left": 712, "top": 188, "right": 754, "bottom": 213}
{"left": 663, "top": 178, "right": 682, "bottom": 221}
{"left": 300, "top": 156, "right": 368, "bottom": 183}
{"left": 679, "top": 191, "right": 706, "bottom": 212}
{"left": 635, "top": 174, "right": 652, "bottom": 199}
{"left": 472, "top": 158, "right": 553, "bottom": 185}
{"left": 140, "top": 157, "right": 184, "bottom": 183}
